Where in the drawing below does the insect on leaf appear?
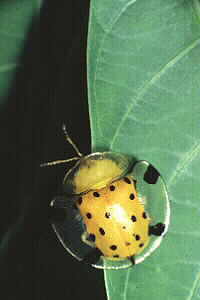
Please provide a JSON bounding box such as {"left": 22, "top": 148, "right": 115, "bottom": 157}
{"left": 88, "top": 0, "right": 200, "bottom": 299}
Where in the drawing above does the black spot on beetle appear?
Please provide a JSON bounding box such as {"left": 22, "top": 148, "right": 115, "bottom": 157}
{"left": 125, "top": 242, "right": 131, "bottom": 246}
{"left": 93, "top": 191, "right": 100, "bottom": 197}
{"left": 143, "top": 212, "right": 147, "bottom": 219}
{"left": 143, "top": 165, "right": 160, "bottom": 184}
{"left": 124, "top": 177, "right": 131, "bottom": 184}
{"left": 135, "top": 234, "right": 140, "bottom": 241}
{"left": 129, "top": 193, "right": 135, "bottom": 200}
{"left": 113, "top": 255, "right": 119, "bottom": 258}
{"left": 131, "top": 215, "right": 137, "bottom": 222}
{"left": 105, "top": 212, "right": 111, "bottom": 218}
{"left": 149, "top": 223, "right": 165, "bottom": 236}
{"left": 110, "top": 245, "right": 117, "bottom": 250}
{"left": 99, "top": 227, "right": 105, "bottom": 235}
{"left": 86, "top": 213, "right": 92, "bottom": 219}
{"left": 129, "top": 256, "right": 135, "bottom": 265}
{"left": 88, "top": 233, "right": 96, "bottom": 242}
{"left": 139, "top": 243, "right": 144, "bottom": 248}
{"left": 110, "top": 185, "right": 115, "bottom": 191}
{"left": 77, "top": 197, "right": 82, "bottom": 205}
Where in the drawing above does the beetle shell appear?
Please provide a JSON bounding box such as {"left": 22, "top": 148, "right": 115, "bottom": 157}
{"left": 77, "top": 176, "right": 150, "bottom": 259}
{"left": 49, "top": 153, "right": 170, "bottom": 269}
{"left": 63, "top": 152, "right": 133, "bottom": 195}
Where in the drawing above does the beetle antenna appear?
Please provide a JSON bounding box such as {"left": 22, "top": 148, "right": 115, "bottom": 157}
{"left": 40, "top": 156, "right": 80, "bottom": 167}
{"left": 62, "top": 124, "right": 82, "bottom": 157}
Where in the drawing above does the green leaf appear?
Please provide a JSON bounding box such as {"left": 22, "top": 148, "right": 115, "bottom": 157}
{"left": 0, "top": 0, "right": 42, "bottom": 103}
{"left": 87, "top": 0, "right": 200, "bottom": 299}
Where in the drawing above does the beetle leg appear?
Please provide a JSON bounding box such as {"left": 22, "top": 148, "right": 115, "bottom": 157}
{"left": 149, "top": 222, "right": 165, "bottom": 236}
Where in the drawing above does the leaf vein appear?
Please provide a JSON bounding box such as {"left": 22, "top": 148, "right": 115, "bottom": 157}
{"left": 168, "top": 140, "right": 200, "bottom": 187}
{"left": 187, "top": 270, "right": 200, "bottom": 300}
{"left": 110, "top": 38, "right": 200, "bottom": 149}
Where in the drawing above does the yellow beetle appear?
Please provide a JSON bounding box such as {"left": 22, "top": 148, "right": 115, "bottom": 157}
{"left": 41, "top": 125, "right": 168, "bottom": 269}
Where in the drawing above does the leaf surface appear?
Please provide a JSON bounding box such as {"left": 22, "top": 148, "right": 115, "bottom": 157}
{"left": 87, "top": 0, "right": 200, "bottom": 299}
{"left": 0, "top": 0, "right": 41, "bottom": 102}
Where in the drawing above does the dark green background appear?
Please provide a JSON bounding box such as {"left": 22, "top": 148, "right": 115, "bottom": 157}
{"left": 0, "top": 1, "right": 106, "bottom": 299}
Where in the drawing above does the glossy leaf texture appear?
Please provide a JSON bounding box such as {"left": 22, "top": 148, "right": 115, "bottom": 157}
{"left": 87, "top": 0, "right": 200, "bottom": 299}
{"left": 0, "top": 0, "right": 42, "bottom": 102}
